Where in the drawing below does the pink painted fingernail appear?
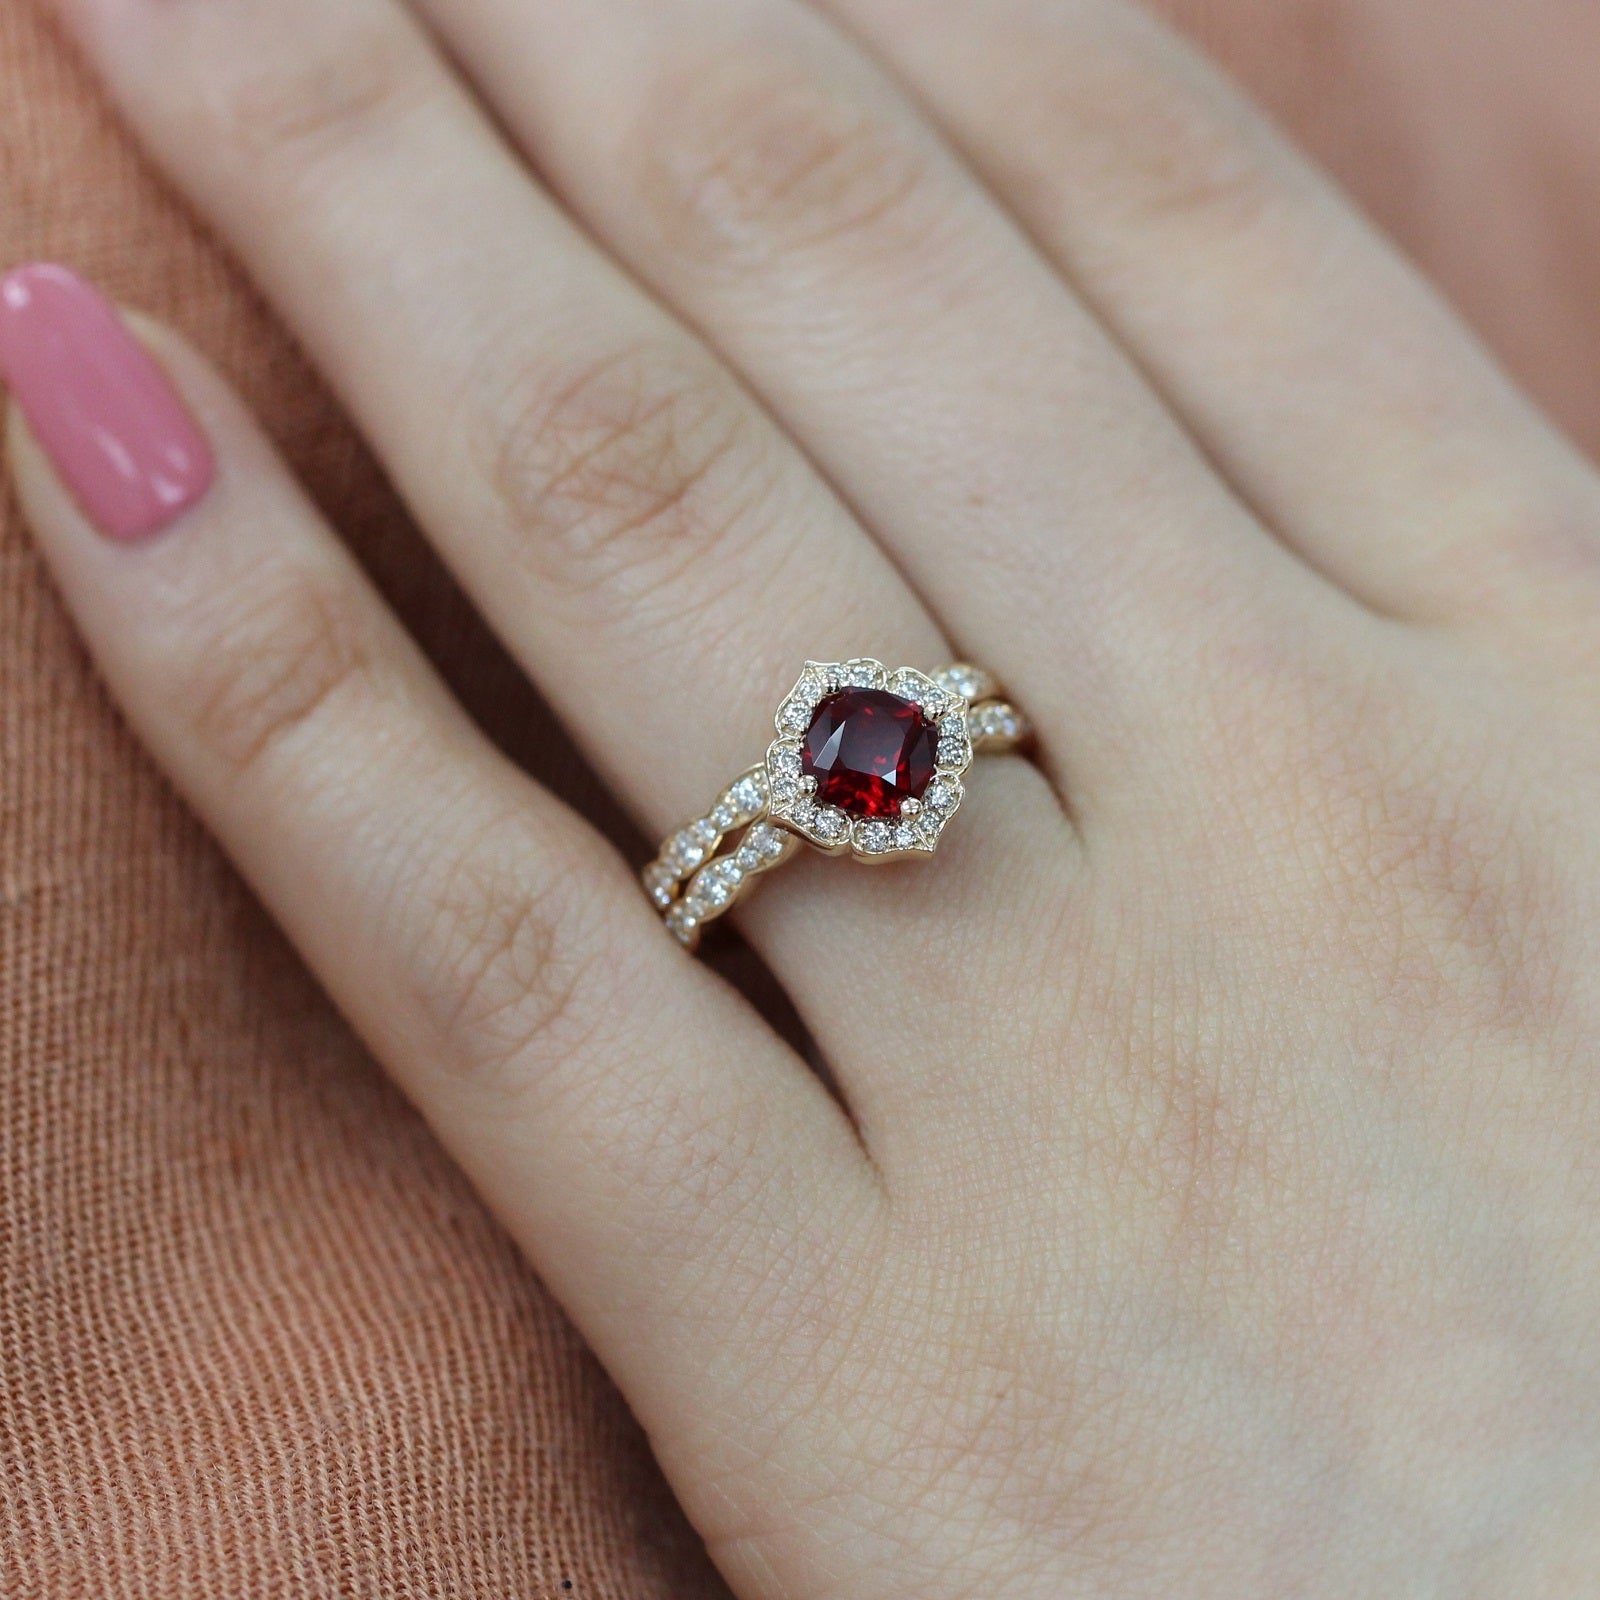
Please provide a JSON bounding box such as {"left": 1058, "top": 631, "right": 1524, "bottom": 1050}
{"left": 0, "top": 263, "right": 214, "bottom": 543}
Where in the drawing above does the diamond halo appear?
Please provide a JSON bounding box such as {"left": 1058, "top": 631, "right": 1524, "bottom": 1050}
{"left": 765, "top": 659, "right": 974, "bottom": 863}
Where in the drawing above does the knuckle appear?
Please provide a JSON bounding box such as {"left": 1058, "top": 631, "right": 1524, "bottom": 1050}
{"left": 1049, "top": 32, "right": 1279, "bottom": 239}
{"left": 1116, "top": 103, "right": 1274, "bottom": 238}
{"left": 189, "top": 571, "right": 378, "bottom": 782}
{"left": 406, "top": 819, "right": 615, "bottom": 1099}
{"left": 1341, "top": 755, "right": 1562, "bottom": 1040}
{"left": 478, "top": 341, "right": 781, "bottom": 606}
{"left": 639, "top": 46, "right": 934, "bottom": 264}
{"left": 1242, "top": 659, "right": 1572, "bottom": 1044}
{"left": 204, "top": 22, "right": 423, "bottom": 180}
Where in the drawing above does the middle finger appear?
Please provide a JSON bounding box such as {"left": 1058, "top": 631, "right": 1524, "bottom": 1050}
{"left": 400, "top": 0, "right": 1353, "bottom": 794}
{"left": 60, "top": 0, "right": 1070, "bottom": 1116}
{"left": 57, "top": 0, "right": 943, "bottom": 778}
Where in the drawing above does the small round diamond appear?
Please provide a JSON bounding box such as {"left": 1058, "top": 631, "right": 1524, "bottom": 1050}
{"left": 749, "top": 824, "right": 787, "bottom": 862}
{"left": 935, "top": 664, "right": 991, "bottom": 701}
{"left": 893, "top": 823, "right": 919, "bottom": 851}
{"left": 667, "top": 830, "right": 707, "bottom": 874}
{"left": 729, "top": 773, "right": 768, "bottom": 816}
{"left": 791, "top": 797, "right": 819, "bottom": 829}
{"left": 970, "top": 704, "right": 1024, "bottom": 743}
{"left": 814, "top": 808, "right": 848, "bottom": 844}
{"left": 688, "top": 859, "right": 742, "bottom": 915}
{"left": 735, "top": 823, "right": 786, "bottom": 871}
{"left": 888, "top": 670, "right": 944, "bottom": 717}
{"left": 717, "top": 775, "right": 766, "bottom": 829}
{"left": 778, "top": 697, "right": 813, "bottom": 735}
{"left": 857, "top": 820, "right": 893, "bottom": 854}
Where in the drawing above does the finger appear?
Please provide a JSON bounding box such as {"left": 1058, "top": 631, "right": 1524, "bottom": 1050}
{"left": 55, "top": 0, "right": 1077, "bottom": 1119}
{"left": 0, "top": 268, "right": 880, "bottom": 1507}
{"left": 54, "top": 0, "right": 949, "bottom": 824}
{"left": 396, "top": 0, "right": 1343, "bottom": 787}
{"left": 804, "top": 0, "right": 1600, "bottom": 637}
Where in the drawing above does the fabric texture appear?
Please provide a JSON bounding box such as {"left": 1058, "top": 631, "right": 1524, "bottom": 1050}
{"left": 2, "top": 2, "right": 1598, "bottom": 1594}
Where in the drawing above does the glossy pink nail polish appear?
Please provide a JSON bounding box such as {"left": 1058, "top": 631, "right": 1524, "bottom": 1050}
{"left": 0, "top": 263, "right": 214, "bottom": 542}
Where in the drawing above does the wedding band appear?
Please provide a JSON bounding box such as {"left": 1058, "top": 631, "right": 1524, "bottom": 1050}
{"left": 642, "top": 660, "right": 1032, "bottom": 950}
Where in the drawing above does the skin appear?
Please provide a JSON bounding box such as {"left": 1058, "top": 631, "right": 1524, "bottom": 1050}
{"left": 12, "top": 0, "right": 1600, "bottom": 1592}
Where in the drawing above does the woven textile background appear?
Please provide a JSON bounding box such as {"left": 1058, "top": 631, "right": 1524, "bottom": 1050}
{"left": 4, "top": 1, "right": 1599, "bottom": 1595}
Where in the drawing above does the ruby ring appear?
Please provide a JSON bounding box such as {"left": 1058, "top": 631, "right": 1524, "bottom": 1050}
{"left": 642, "top": 660, "right": 1032, "bottom": 950}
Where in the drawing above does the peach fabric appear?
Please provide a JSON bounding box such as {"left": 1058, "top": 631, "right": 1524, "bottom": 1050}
{"left": 3, "top": 2, "right": 1598, "bottom": 1595}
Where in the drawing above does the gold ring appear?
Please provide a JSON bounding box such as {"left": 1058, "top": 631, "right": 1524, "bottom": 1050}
{"left": 642, "top": 660, "right": 1032, "bottom": 951}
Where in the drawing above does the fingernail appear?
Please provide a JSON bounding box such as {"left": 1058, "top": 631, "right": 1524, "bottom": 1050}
{"left": 0, "top": 263, "right": 215, "bottom": 543}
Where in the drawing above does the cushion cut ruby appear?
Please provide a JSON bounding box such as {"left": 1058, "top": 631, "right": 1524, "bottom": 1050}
{"left": 802, "top": 689, "right": 939, "bottom": 819}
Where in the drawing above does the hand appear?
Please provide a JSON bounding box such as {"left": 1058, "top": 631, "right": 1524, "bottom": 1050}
{"left": 7, "top": 0, "right": 1600, "bottom": 1592}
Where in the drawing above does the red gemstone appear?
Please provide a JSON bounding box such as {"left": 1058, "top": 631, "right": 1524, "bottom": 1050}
{"left": 802, "top": 689, "right": 939, "bottom": 819}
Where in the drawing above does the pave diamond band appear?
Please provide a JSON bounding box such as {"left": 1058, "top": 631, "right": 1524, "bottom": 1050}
{"left": 642, "top": 767, "right": 773, "bottom": 913}
{"left": 644, "top": 661, "right": 1032, "bottom": 951}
